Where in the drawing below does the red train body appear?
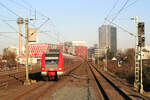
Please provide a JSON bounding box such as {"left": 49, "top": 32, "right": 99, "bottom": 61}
{"left": 41, "top": 51, "right": 82, "bottom": 80}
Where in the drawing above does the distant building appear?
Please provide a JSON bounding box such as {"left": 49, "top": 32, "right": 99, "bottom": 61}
{"left": 64, "top": 41, "right": 88, "bottom": 59}
{"left": 64, "top": 41, "right": 88, "bottom": 47}
{"left": 93, "top": 44, "right": 98, "bottom": 48}
{"left": 98, "top": 25, "right": 117, "bottom": 54}
{"left": 94, "top": 48, "right": 106, "bottom": 57}
{"left": 88, "top": 47, "right": 95, "bottom": 58}
{"left": 88, "top": 44, "right": 99, "bottom": 58}
{"left": 142, "top": 46, "right": 150, "bottom": 59}
{"left": 7, "top": 46, "right": 19, "bottom": 56}
{"left": 24, "top": 43, "right": 51, "bottom": 58}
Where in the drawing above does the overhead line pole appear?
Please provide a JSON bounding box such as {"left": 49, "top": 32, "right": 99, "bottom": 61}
{"left": 24, "top": 18, "right": 30, "bottom": 85}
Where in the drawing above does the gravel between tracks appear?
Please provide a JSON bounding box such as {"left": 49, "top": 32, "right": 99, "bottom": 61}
{"left": 0, "top": 62, "right": 101, "bottom": 100}
{"left": 38, "top": 62, "right": 101, "bottom": 100}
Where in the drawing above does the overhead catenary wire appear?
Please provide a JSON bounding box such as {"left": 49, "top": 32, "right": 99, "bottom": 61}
{"left": 0, "top": 34, "right": 19, "bottom": 46}
{"left": 21, "top": 0, "right": 64, "bottom": 36}
{"left": 7, "top": 0, "right": 41, "bottom": 28}
{"left": 105, "top": 18, "right": 136, "bottom": 37}
{"left": 104, "top": 0, "right": 140, "bottom": 38}
{"left": 21, "top": 0, "right": 49, "bottom": 19}
{"left": 21, "top": 0, "right": 65, "bottom": 43}
{"left": 0, "top": 2, "right": 18, "bottom": 17}
{"left": 1, "top": 20, "right": 26, "bottom": 38}
{"left": 45, "top": 20, "right": 67, "bottom": 43}
{"left": 0, "top": 14, "right": 13, "bottom": 20}
{"left": 12, "top": 0, "right": 53, "bottom": 41}
{"left": 124, "top": 0, "right": 139, "bottom": 9}
{"left": 0, "top": 34, "right": 18, "bottom": 40}
{"left": 37, "top": 30, "right": 61, "bottom": 43}
{"left": 102, "top": 0, "right": 120, "bottom": 25}
{"left": 0, "top": 0, "right": 66, "bottom": 45}
{"left": 2, "top": 20, "right": 18, "bottom": 34}
{"left": 110, "top": 0, "right": 130, "bottom": 23}
{"left": 0, "top": 1, "right": 25, "bottom": 38}
{"left": 7, "top": 0, "right": 51, "bottom": 28}
{"left": 38, "top": 32, "right": 58, "bottom": 44}
{"left": 8, "top": 0, "right": 29, "bottom": 10}
{"left": 103, "top": 0, "right": 139, "bottom": 26}
{"left": 0, "top": 32, "right": 19, "bottom": 33}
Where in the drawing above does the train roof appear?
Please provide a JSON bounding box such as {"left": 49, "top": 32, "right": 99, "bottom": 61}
{"left": 45, "top": 52, "right": 59, "bottom": 55}
{"left": 62, "top": 53, "right": 75, "bottom": 57}
{"left": 44, "top": 49, "right": 78, "bottom": 58}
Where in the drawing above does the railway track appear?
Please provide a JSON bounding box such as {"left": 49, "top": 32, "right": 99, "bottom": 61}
{"left": 88, "top": 62, "right": 132, "bottom": 100}
{"left": 8, "top": 63, "right": 84, "bottom": 100}
{"left": 0, "top": 71, "right": 25, "bottom": 89}
{"left": 11, "top": 81, "right": 56, "bottom": 100}
{"left": 0, "top": 68, "right": 41, "bottom": 89}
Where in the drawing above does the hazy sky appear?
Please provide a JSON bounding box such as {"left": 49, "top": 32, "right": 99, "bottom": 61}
{"left": 0, "top": 0, "right": 150, "bottom": 54}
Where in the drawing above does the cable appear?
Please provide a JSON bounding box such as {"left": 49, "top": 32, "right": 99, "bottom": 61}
{"left": 38, "top": 32, "right": 58, "bottom": 44}
{"left": 0, "top": 2, "right": 18, "bottom": 17}
{"left": 21, "top": 0, "right": 49, "bottom": 19}
{"left": 2, "top": 21, "right": 18, "bottom": 33}
{"left": 124, "top": 0, "right": 139, "bottom": 9}
{"left": 8, "top": 0, "right": 28, "bottom": 10}
{"left": 21, "top": 0, "right": 64, "bottom": 44}
{"left": 103, "top": 0, "right": 120, "bottom": 25}
{"left": 105, "top": 18, "right": 136, "bottom": 37}
{"left": 110, "top": 0, "right": 130, "bottom": 23}
{"left": 103, "top": 0, "right": 139, "bottom": 25}
{"left": 0, "top": 34, "right": 18, "bottom": 45}
{"left": 0, "top": 14, "right": 12, "bottom": 20}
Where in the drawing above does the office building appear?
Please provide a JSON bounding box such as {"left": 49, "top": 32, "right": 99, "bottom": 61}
{"left": 98, "top": 25, "right": 117, "bottom": 53}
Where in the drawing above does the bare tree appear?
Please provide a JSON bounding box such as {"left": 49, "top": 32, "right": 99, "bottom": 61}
{"left": 3, "top": 49, "right": 17, "bottom": 68}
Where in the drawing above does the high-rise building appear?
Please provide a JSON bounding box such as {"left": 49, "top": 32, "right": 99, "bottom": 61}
{"left": 98, "top": 25, "right": 117, "bottom": 53}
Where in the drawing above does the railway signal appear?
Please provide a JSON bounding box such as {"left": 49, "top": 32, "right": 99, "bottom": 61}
{"left": 138, "top": 22, "right": 145, "bottom": 47}
{"left": 137, "top": 22, "right": 145, "bottom": 93}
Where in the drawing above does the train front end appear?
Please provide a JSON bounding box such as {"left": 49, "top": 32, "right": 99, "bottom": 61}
{"left": 41, "top": 52, "right": 63, "bottom": 80}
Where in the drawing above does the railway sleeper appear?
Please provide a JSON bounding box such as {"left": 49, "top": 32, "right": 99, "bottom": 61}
{"left": 0, "top": 82, "right": 8, "bottom": 89}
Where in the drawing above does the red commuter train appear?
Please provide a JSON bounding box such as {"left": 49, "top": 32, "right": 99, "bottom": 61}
{"left": 41, "top": 50, "right": 83, "bottom": 80}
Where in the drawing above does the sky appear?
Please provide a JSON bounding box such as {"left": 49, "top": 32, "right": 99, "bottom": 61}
{"left": 0, "top": 0, "right": 150, "bottom": 54}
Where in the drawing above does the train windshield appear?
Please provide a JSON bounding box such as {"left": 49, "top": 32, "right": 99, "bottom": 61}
{"left": 45, "top": 59, "right": 58, "bottom": 65}
{"left": 45, "top": 54, "right": 59, "bottom": 68}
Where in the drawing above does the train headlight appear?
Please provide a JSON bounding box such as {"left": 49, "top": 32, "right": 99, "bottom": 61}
{"left": 42, "top": 68, "right": 45, "bottom": 70}
{"left": 58, "top": 68, "right": 62, "bottom": 70}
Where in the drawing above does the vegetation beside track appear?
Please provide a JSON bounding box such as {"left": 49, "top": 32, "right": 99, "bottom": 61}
{"left": 99, "top": 48, "right": 150, "bottom": 92}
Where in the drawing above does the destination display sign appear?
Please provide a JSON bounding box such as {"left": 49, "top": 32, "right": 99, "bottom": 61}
{"left": 45, "top": 57, "right": 59, "bottom": 59}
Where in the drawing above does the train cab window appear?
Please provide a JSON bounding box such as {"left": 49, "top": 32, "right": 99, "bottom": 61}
{"left": 45, "top": 59, "right": 58, "bottom": 65}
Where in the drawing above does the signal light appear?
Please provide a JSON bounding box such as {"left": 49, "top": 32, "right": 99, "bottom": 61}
{"left": 138, "top": 41, "right": 142, "bottom": 46}
{"left": 138, "top": 22, "right": 144, "bottom": 36}
{"left": 138, "top": 22, "right": 145, "bottom": 47}
{"left": 142, "top": 37, "right": 145, "bottom": 47}
{"left": 142, "top": 37, "right": 145, "bottom": 42}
